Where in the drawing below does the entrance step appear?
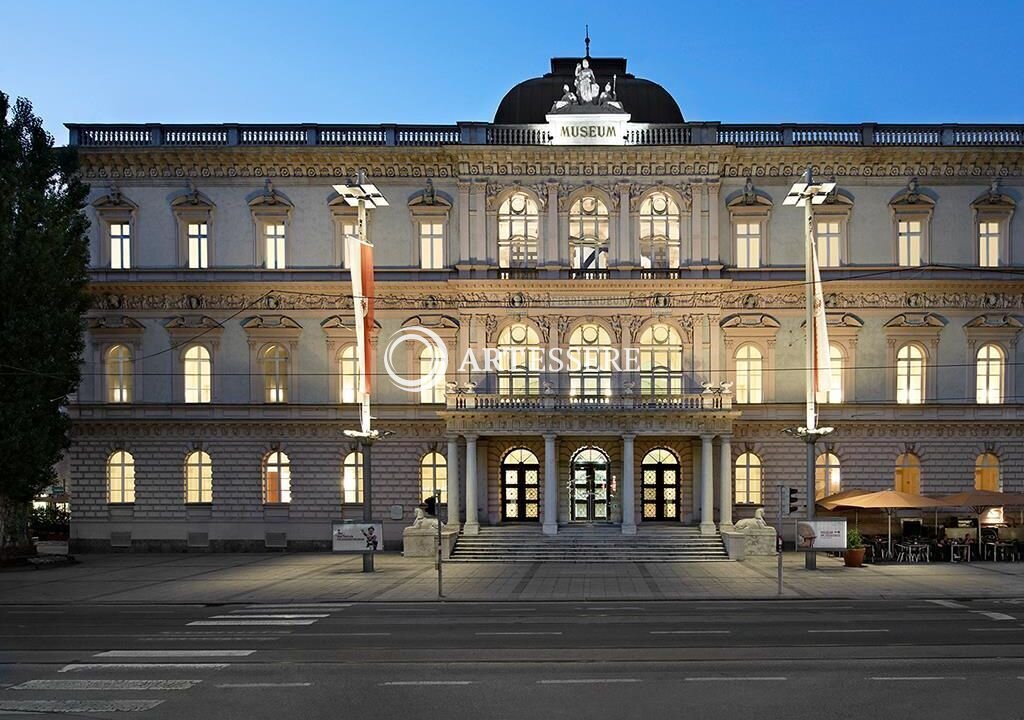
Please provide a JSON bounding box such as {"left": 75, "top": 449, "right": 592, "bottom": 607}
{"left": 449, "top": 525, "right": 730, "bottom": 563}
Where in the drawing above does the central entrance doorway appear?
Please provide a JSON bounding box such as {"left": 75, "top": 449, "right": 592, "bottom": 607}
{"left": 570, "top": 446, "right": 610, "bottom": 523}
{"left": 501, "top": 448, "right": 540, "bottom": 522}
{"left": 641, "top": 447, "right": 680, "bottom": 521}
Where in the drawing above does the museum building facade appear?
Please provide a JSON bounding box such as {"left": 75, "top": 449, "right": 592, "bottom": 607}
{"left": 66, "top": 50, "right": 1024, "bottom": 550}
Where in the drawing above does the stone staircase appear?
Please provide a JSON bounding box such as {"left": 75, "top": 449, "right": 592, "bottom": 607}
{"left": 449, "top": 524, "right": 730, "bottom": 563}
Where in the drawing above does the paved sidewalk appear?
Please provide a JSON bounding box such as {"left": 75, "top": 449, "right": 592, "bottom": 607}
{"left": 3, "top": 552, "right": 1024, "bottom": 603}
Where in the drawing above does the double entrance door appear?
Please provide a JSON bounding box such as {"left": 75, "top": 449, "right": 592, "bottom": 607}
{"left": 570, "top": 447, "right": 609, "bottom": 523}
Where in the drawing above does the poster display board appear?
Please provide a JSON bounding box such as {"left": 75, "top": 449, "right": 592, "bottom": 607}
{"left": 794, "top": 519, "right": 847, "bottom": 551}
{"left": 332, "top": 521, "right": 382, "bottom": 553}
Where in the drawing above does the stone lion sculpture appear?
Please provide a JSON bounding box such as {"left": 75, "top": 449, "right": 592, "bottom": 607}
{"left": 411, "top": 507, "right": 440, "bottom": 530}
{"left": 734, "top": 507, "right": 769, "bottom": 532}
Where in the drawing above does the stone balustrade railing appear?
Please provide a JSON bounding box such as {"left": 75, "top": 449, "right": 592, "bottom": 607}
{"left": 68, "top": 122, "right": 1024, "bottom": 149}
{"left": 445, "top": 390, "right": 731, "bottom": 411}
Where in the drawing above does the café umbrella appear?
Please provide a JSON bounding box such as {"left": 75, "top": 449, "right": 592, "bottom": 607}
{"left": 834, "top": 490, "right": 945, "bottom": 559}
{"left": 936, "top": 490, "right": 1024, "bottom": 547}
{"left": 817, "top": 488, "right": 871, "bottom": 512}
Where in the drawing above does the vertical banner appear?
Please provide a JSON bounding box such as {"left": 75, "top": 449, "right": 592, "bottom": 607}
{"left": 810, "top": 237, "right": 832, "bottom": 402}
{"left": 346, "top": 233, "right": 374, "bottom": 435}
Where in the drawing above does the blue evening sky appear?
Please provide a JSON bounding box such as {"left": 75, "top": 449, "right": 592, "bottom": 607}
{"left": 3, "top": 0, "right": 1023, "bottom": 143}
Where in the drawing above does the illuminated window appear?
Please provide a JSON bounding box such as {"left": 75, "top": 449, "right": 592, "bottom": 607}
{"left": 340, "top": 220, "right": 358, "bottom": 268}
{"left": 264, "top": 223, "right": 286, "bottom": 269}
{"left": 896, "top": 344, "right": 925, "bottom": 404}
{"left": 106, "top": 344, "right": 133, "bottom": 403}
{"left": 734, "top": 344, "right": 763, "bottom": 404}
{"left": 497, "top": 323, "right": 541, "bottom": 396}
{"left": 979, "top": 220, "right": 1001, "bottom": 268}
{"left": 894, "top": 453, "right": 921, "bottom": 494}
{"left": 569, "top": 196, "right": 609, "bottom": 276}
{"left": 974, "top": 453, "right": 1000, "bottom": 491}
{"left": 341, "top": 451, "right": 363, "bottom": 504}
{"left": 639, "top": 192, "right": 681, "bottom": 269}
{"left": 976, "top": 344, "right": 1004, "bottom": 405}
{"left": 815, "top": 343, "right": 844, "bottom": 404}
{"left": 339, "top": 345, "right": 359, "bottom": 403}
{"left": 183, "top": 345, "right": 211, "bottom": 403}
{"left": 185, "top": 450, "right": 212, "bottom": 504}
{"left": 815, "top": 452, "right": 841, "bottom": 499}
{"left": 264, "top": 451, "right": 291, "bottom": 504}
{"left": 568, "top": 323, "right": 613, "bottom": 399}
{"left": 897, "top": 219, "right": 922, "bottom": 267}
{"left": 735, "top": 452, "right": 762, "bottom": 505}
{"left": 261, "top": 344, "right": 289, "bottom": 403}
{"left": 816, "top": 220, "right": 841, "bottom": 268}
{"left": 419, "top": 221, "right": 444, "bottom": 270}
{"left": 419, "top": 344, "right": 445, "bottom": 404}
{"left": 420, "top": 451, "right": 447, "bottom": 504}
{"left": 188, "top": 222, "right": 209, "bottom": 269}
{"left": 110, "top": 222, "right": 131, "bottom": 269}
{"left": 735, "top": 221, "right": 761, "bottom": 269}
{"left": 639, "top": 323, "right": 684, "bottom": 395}
{"left": 107, "top": 450, "right": 135, "bottom": 504}
{"left": 497, "top": 192, "right": 539, "bottom": 269}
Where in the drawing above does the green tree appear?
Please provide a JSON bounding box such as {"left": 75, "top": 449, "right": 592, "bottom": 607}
{"left": 0, "top": 93, "right": 89, "bottom": 557}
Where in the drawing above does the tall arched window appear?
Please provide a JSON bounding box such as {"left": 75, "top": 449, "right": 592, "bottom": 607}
{"left": 815, "top": 452, "right": 841, "bottom": 499}
{"left": 264, "top": 451, "right": 291, "bottom": 504}
{"left": 341, "top": 451, "right": 363, "bottom": 504}
{"left": 735, "top": 452, "right": 763, "bottom": 505}
{"left": 639, "top": 191, "right": 681, "bottom": 270}
{"left": 734, "top": 344, "right": 763, "bottom": 404}
{"left": 639, "top": 323, "right": 683, "bottom": 395}
{"left": 106, "top": 344, "right": 133, "bottom": 403}
{"left": 419, "top": 451, "right": 447, "bottom": 504}
{"left": 497, "top": 323, "right": 541, "bottom": 396}
{"left": 183, "top": 345, "right": 211, "bottom": 404}
{"left": 569, "top": 196, "right": 609, "bottom": 277}
{"left": 497, "top": 192, "right": 539, "bottom": 271}
{"left": 339, "top": 345, "right": 358, "bottom": 404}
{"left": 185, "top": 450, "right": 213, "bottom": 503}
{"left": 976, "top": 344, "right": 1004, "bottom": 404}
{"left": 815, "top": 343, "right": 844, "bottom": 404}
{"left": 568, "top": 323, "right": 613, "bottom": 399}
{"left": 261, "top": 344, "right": 289, "bottom": 403}
{"left": 896, "top": 344, "right": 925, "bottom": 404}
{"left": 894, "top": 453, "right": 921, "bottom": 494}
{"left": 975, "top": 453, "right": 1000, "bottom": 491}
{"left": 419, "top": 345, "right": 445, "bottom": 404}
{"left": 107, "top": 450, "right": 135, "bottom": 504}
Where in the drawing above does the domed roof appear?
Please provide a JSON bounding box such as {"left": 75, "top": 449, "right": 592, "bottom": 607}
{"left": 494, "top": 56, "right": 684, "bottom": 125}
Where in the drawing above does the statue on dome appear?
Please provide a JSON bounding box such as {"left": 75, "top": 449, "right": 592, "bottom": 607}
{"left": 574, "top": 59, "right": 600, "bottom": 104}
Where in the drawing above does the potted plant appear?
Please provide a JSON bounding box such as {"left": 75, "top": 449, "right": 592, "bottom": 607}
{"left": 844, "top": 528, "right": 866, "bottom": 567}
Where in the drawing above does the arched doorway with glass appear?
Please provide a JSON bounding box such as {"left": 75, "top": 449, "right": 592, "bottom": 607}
{"left": 500, "top": 448, "right": 540, "bottom": 522}
{"left": 570, "top": 446, "right": 611, "bottom": 523}
{"left": 641, "top": 448, "right": 680, "bottom": 521}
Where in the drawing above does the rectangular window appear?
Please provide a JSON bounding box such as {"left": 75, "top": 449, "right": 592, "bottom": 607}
{"left": 419, "top": 222, "right": 444, "bottom": 270}
{"left": 735, "top": 221, "right": 761, "bottom": 269}
{"left": 979, "top": 221, "right": 1001, "bottom": 267}
{"left": 341, "top": 221, "right": 357, "bottom": 268}
{"left": 110, "top": 222, "right": 131, "bottom": 269}
{"left": 188, "top": 222, "right": 209, "bottom": 269}
{"left": 265, "top": 223, "right": 286, "bottom": 269}
{"left": 816, "top": 220, "right": 841, "bottom": 267}
{"left": 897, "top": 220, "right": 922, "bottom": 267}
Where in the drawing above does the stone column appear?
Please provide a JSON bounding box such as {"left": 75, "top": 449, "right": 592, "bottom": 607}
{"left": 457, "top": 182, "right": 470, "bottom": 265}
{"left": 446, "top": 436, "right": 461, "bottom": 530}
{"left": 543, "top": 433, "right": 558, "bottom": 535}
{"left": 718, "top": 434, "right": 733, "bottom": 531}
{"left": 472, "top": 182, "right": 486, "bottom": 263}
{"left": 477, "top": 439, "right": 489, "bottom": 525}
{"left": 700, "top": 434, "right": 716, "bottom": 535}
{"left": 621, "top": 434, "right": 636, "bottom": 535}
{"left": 545, "top": 181, "right": 559, "bottom": 267}
{"left": 617, "top": 182, "right": 631, "bottom": 267}
{"left": 464, "top": 434, "right": 479, "bottom": 535}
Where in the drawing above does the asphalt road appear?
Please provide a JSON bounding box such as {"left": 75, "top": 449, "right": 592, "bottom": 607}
{"left": 2, "top": 598, "right": 1024, "bottom": 718}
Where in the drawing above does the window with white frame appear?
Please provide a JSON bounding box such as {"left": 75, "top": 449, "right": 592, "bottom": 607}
{"left": 108, "top": 450, "right": 136, "bottom": 503}
{"left": 183, "top": 345, "right": 211, "bottom": 404}
{"left": 815, "top": 343, "right": 844, "bottom": 404}
{"left": 979, "top": 220, "right": 1001, "bottom": 267}
{"left": 568, "top": 323, "right": 613, "bottom": 398}
{"left": 639, "top": 191, "right": 681, "bottom": 269}
{"left": 735, "top": 221, "right": 761, "bottom": 269}
{"left": 261, "top": 344, "right": 289, "bottom": 403}
{"left": 263, "top": 451, "right": 291, "bottom": 503}
{"left": 420, "top": 451, "right": 447, "bottom": 504}
{"left": 734, "top": 452, "right": 762, "bottom": 504}
{"left": 569, "top": 196, "right": 609, "bottom": 275}
{"left": 497, "top": 323, "right": 541, "bottom": 396}
{"left": 734, "top": 344, "right": 763, "bottom": 404}
{"left": 896, "top": 344, "right": 925, "bottom": 405}
{"left": 340, "top": 220, "right": 358, "bottom": 268}
{"left": 976, "top": 343, "right": 1004, "bottom": 404}
{"left": 815, "top": 220, "right": 841, "bottom": 268}
{"left": 188, "top": 222, "right": 209, "bottom": 269}
{"left": 814, "top": 452, "right": 841, "bottom": 499}
{"left": 341, "top": 450, "right": 363, "bottom": 503}
{"left": 639, "top": 323, "right": 684, "bottom": 395}
{"left": 110, "top": 222, "right": 132, "bottom": 269}
{"left": 339, "top": 345, "right": 359, "bottom": 403}
{"left": 897, "top": 219, "right": 923, "bottom": 267}
{"left": 185, "top": 450, "right": 213, "bottom": 503}
{"left": 264, "top": 223, "right": 286, "bottom": 269}
{"left": 105, "top": 344, "right": 133, "bottom": 403}
{"left": 419, "top": 344, "right": 445, "bottom": 404}
{"left": 419, "top": 221, "right": 444, "bottom": 270}
{"left": 498, "top": 192, "right": 540, "bottom": 269}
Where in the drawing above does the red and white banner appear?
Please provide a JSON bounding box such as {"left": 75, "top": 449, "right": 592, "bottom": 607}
{"left": 345, "top": 233, "right": 375, "bottom": 434}
{"left": 810, "top": 237, "right": 832, "bottom": 398}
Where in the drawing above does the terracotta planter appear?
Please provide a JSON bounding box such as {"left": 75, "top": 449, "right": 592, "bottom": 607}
{"left": 844, "top": 547, "right": 866, "bottom": 567}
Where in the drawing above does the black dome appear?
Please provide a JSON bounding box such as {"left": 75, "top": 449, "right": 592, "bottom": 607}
{"left": 494, "top": 56, "right": 684, "bottom": 125}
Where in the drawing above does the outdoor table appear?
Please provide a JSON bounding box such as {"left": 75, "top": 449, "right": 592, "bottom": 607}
{"left": 949, "top": 543, "right": 971, "bottom": 563}
{"left": 984, "top": 541, "right": 1015, "bottom": 562}
{"left": 896, "top": 542, "right": 930, "bottom": 563}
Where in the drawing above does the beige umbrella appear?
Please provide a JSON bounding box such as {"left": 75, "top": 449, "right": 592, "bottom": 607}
{"left": 936, "top": 490, "right": 1024, "bottom": 552}
{"left": 837, "top": 490, "right": 945, "bottom": 559}
{"left": 817, "top": 488, "right": 871, "bottom": 511}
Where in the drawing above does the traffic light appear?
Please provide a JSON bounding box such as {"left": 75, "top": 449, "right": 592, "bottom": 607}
{"left": 787, "top": 486, "right": 800, "bottom": 515}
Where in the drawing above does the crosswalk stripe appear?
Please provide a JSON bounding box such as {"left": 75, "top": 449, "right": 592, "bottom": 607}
{"left": 212, "top": 614, "right": 328, "bottom": 619}
{"left": 11, "top": 679, "right": 200, "bottom": 691}
{"left": 0, "top": 699, "right": 164, "bottom": 713}
{"left": 245, "top": 604, "right": 351, "bottom": 610}
{"left": 95, "top": 650, "right": 255, "bottom": 658}
{"left": 188, "top": 620, "right": 317, "bottom": 626}
{"left": 60, "top": 663, "right": 229, "bottom": 673}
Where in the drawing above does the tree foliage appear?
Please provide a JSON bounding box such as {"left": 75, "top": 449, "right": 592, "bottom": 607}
{"left": 0, "top": 92, "right": 90, "bottom": 552}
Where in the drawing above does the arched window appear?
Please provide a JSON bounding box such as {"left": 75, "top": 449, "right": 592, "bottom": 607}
{"left": 341, "top": 451, "right": 363, "bottom": 504}
{"left": 815, "top": 343, "right": 844, "bottom": 404}
{"left": 107, "top": 450, "right": 135, "bottom": 504}
{"left": 261, "top": 344, "right": 289, "bottom": 403}
{"left": 185, "top": 450, "right": 213, "bottom": 503}
{"left": 419, "top": 344, "right": 445, "bottom": 404}
{"left": 339, "top": 345, "right": 359, "bottom": 404}
{"left": 106, "top": 344, "right": 133, "bottom": 403}
{"left": 639, "top": 191, "right": 681, "bottom": 270}
{"left": 735, "top": 452, "right": 763, "bottom": 505}
{"left": 976, "top": 344, "right": 1004, "bottom": 404}
{"left": 264, "top": 451, "right": 291, "bottom": 504}
{"left": 815, "top": 452, "right": 841, "bottom": 499}
{"left": 896, "top": 344, "right": 925, "bottom": 404}
{"left": 894, "top": 453, "right": 921, "bottom": 494}
{"left": 975, "top": 453, "right": 1000, "bottom": 491}
{"left": 497, "top": 323, "right": 541, "bottom": 396}
{"left": 639, "top": 323, "right": 684, "bottom": 395}
{"left": 734, "top": 344, "right": 763, "bottom": 404}
{"left": 569, "top": 196, "right": 609, "bottom": 277}
{"left": 420, "top": 451, "right": 447, "bottom": 504}
{"left": 183, "top": 345, "right": 211, "bottom": 404}
{"left": 497, "top": 192, "right": 539, "bottom": 270}
{"left": 568, "top": 323, "right": 613, "bottom": 399}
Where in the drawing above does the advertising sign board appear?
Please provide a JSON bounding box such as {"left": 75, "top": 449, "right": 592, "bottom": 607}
{"left": 794, "top": 519, "right": 847, "bottom": 551}
{"left": 332, "top": 521, "right": 382, "bottom": 553}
